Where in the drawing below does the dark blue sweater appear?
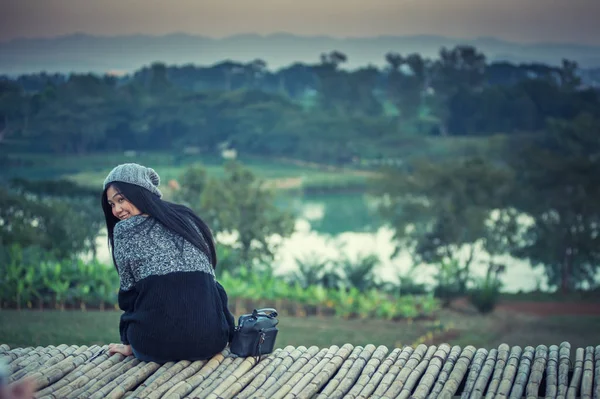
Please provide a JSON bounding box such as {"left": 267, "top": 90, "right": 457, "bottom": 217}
{"left": 113, "top": 215, "right": 235, "bottom": 362}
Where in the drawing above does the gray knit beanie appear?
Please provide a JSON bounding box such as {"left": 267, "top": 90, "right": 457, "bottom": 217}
{"left": 103, "top": 163, "right": 163, "bottom": 198}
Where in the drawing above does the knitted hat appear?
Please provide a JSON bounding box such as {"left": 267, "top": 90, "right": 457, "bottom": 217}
{"left": 103, "top": 163, "right": 163, "bottom": 198}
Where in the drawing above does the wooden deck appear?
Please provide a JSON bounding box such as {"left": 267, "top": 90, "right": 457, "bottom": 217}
{"left": 2, "top": 342, "right": 599, "bottom": 398}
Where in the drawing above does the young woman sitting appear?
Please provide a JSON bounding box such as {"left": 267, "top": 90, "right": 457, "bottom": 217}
{"left": 100, "top": 163, "right": 235, "bottom": 363}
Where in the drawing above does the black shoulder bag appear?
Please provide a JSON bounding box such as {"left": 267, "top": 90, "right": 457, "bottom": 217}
{"left": 230, "top": 308, "right": 279, "bottom": 358}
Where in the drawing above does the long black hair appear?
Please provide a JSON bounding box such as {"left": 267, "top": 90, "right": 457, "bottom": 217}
{"left": 101, "top": 181, "right": 217, "bottom": 269}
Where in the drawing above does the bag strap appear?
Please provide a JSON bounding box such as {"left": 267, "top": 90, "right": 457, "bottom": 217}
{"left": 254, "top": 330, "right": 267, "bottom": 362}
{"left": 252, "top": 308, "right": 278, "bottom": 318}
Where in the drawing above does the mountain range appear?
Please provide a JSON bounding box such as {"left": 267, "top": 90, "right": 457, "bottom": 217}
{"left": 1, "top": 32, "right": 600, "bottom": 76}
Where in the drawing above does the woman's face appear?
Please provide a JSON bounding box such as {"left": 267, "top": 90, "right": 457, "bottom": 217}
{"left": 106, "top": 185, "right": 142, "bottom": 221}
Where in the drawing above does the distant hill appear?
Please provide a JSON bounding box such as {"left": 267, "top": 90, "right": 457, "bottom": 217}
{"left": 2, "top": 32, "right": 600, "bottom": 76}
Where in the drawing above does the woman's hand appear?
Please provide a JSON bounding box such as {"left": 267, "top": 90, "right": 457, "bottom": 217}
{"left": 108, "top": 343, "right": 133, "bottom": 357}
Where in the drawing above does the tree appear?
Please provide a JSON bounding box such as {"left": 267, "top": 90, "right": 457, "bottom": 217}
{"left": 175, "top": 161, "right": 295, "bottom": 269}
{"left": 429, "top": 46, "right": 487, "bottom": 135}
{"left": 0, "top": 179, "right": 103, "bottom": 260}
{"left": 373, "top": 156, "right": 515, "bottom": 299}
{"left": 508, "top": 112, "right": 600, "bottom": 293}
{"left": 385, "top": 52, "right": 426, "bottom": 126}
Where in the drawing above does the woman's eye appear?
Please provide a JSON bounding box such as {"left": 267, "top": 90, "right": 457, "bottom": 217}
{"left": 118, "top": 198, "right": 125, "bottom": 203}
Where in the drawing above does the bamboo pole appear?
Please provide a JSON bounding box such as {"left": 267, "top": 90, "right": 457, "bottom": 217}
{"left": 566, "top": 348, "right": 585, "bottom": 399}
{"left": 296, "top": 343, "right": 354, "bottom": 399}
{"left": 495, "top": 345, "right": 523, "bottom": 399}
{"left": 218, "top": 349, "right": 284, "bottom": 399}
{"left": 9, "top": 346, "right": 59, "bottom": 375}
{"left": 316, "top": 345, "right": 367, "bottom": 398}
{"left": 232, "top": 347, "right": 298, "bottom": 399}
{"left": 472, "top": 348, "right": 498, "bottom": 399}
{"left": 28, "top": 345, "right": 96, "bottom": 392}
{"left": 250, "top": 346, "right": 319, "bottom": 399}
{"left": 61, "top": 354, "right": 131, "bottom": 397}
{"left": 409, "top": 344, "right": 451, "bottom": 399}
{"left": 128, "top": 361, "right": 176, "bottom": 398}
{"left": 411, "top": 344, "right": 451, "bottom": 399}
{"left": 187, "top": 356, "right": 239, "bottom": 399}
{"left": 484, "top": 343, "right": 511, "bottom": 399}
{"left": 83, "top": 359, "right": 145, "bottom": 399}
{"left": 100, "top": 361, "right": 162, "bottom": 399}
{"left": 437, "top": 345, "right": 477, "bottom": 399}
{"left": 546, "top": 345, "right": 559, "bottom": 399}
{"left": 509, "top": 345, "right": 534, "bottom": 399}
{"left": 72, "top": 357, "right": 141, "bottom": 399}
{"left": 152, "top": 359, "right": 208, "bottom": 399}
{"left": 150, "top": 349, "right": 228, "bottom": 399}
{"left": 278, "top": 345, "right": 343, "bottom": 399}
{"left": 382, "top": 344, "right": 437, "bottom": 398}
{"left": 594, "top": 346, "right": 600, "bottom": 399}
{"left": 56, "top": 353, "right": 123, "bottom": 395}
{"left": 6, "top": 346, "right": 40, "bottom": 364}
{"left": 266, "top": 346, "right": 331, "bottom": 399}
{"left": 383, "top": 344, "right": 437, "bottom": 398}
{"left": 460, "top": 347, "right": 488, "bottom": 399}
{"left": 63, "top": 355, "right": 130, "bottom": 399}
{"left": 10, "top": 346, "right": 58, "bottom": 368}
{"left": 183, "top": 356, "right": 235, "bottom": 398}
{"left": 325, "top": 344, "right": 377, "bottom": 399}
{"left": 580, "top": 346, "right": 594, "bottom": 399}
{"left": 12, "top": 345, "right": 80, "bottom": 382}
{"left": 344, "top": 345, "right": 392, "bottom": 399}
{"left": 558, "top": 341, "right": 572, "bottom": 399}
{"left": 427, "top": 345, "right": 463, "bottom": 399}
{"left": 204, "top": 356, "right": 257, "bottom": 399}
{"left": 370, "top": 346, "right": 414, "bottom": 398}
{"left": 526, "top": 345, "right": 548, "bottom": 399}
{"left": 46, "top": 345, "right": 101, "bottom": 372}
{"left": 35, "top": 350, "right": 113, "bottom": 398}
{"left": 235, "top": 346, "right": 306, "bottom": 399}
{"left": 133, "top": 361, "right": 188, "bottom": 398}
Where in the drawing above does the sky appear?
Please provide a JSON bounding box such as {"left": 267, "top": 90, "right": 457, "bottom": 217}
{"left": 1, "top": 0, "right": 599, "bottom": 45}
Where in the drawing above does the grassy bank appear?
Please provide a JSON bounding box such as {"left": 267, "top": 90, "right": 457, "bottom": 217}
{"left": 2, "top": 307, "right": 599, "bottom": 353}
{"left": 0, "top": 310, "right": 438, "bottom": 350}
{"left": 3, "top": 133, "right": 512, "bottom": 194}
{"left": 4, "top": 151, "right": 371, "bottom": 196}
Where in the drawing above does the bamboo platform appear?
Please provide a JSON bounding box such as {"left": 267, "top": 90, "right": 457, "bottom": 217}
{"left": 2, "top": 342, "right": 599, "bottom": 398}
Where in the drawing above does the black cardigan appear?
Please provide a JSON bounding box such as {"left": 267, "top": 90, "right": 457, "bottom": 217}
{"left": 113, "top": 215, "right": 235, "bottom": 362}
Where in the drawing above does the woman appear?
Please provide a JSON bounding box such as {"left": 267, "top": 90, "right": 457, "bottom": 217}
{"left": 100, "top": 163, "right": 235, "bottom": 363}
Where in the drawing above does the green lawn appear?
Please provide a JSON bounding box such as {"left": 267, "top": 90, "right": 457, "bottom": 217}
{"left": 2, "top": 309, "right": 599, "bottom": 354}
{"left": 5, "top": 151, "right": 369, "bottom": 195}
{"left": 0, "top": 310, "right": 440, "bottom": 350}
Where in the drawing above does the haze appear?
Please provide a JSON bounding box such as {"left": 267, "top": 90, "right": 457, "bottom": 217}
{"left": 1, "top": 0, "right": 599, "bottom": 45}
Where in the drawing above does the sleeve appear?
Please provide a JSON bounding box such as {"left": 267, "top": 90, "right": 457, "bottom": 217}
{"left": 216, "top": 281, "right": 236, "bottom": 343}
{"left": 113, "top": 222, "right": 138, "bottom": 345}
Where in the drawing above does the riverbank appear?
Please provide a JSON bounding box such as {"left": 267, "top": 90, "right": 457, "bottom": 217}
{"left": 2, "top": 298, "right": 599, "bottom": 351}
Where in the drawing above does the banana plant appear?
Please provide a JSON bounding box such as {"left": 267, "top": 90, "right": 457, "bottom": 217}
{"left": 304, "top": 285, "right": 328, "bottom": 317}
{"left": 1, "top": 247, "right": 24, "bottom": 309}
{"left": 375, "top": 301, "right": 397, "bottom": 321}
{"left": 395, "top": 296, "right": 420, "bottom": 320}
{"left": 71, "top": 260, "right": 94, "bottom": 310}
{"left": 41, "top": 261, "right": 71, "bottom": 310}
{"left": 355, "top": 289, "right": 384, "bottom": 319}
{"left": 330, "top": 287, "right": 360, "bottom": 319}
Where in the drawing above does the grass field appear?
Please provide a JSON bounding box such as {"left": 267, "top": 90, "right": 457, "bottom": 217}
{"left": 5, "top": 151, "right": 370, "bottom": 196}
{"left": 4, "top": 133, "right": 513, "bottom": 192}
{"left": 2, "top": 303, "right": 599, "bottom": 355}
